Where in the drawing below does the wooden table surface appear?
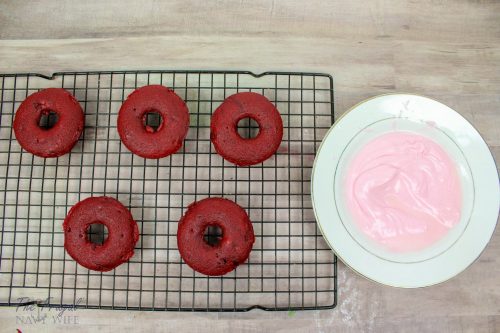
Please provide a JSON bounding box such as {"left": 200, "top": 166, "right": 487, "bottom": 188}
{"left": 0, "top": 1, "right": 499, "bottom": 332}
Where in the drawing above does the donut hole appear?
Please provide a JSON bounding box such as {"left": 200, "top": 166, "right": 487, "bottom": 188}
{"left": 203, "top": 224, "right": 223, "bottom": 247}
{"left": 237, "top": 117, "right": 260, "bottom": 139}
{"left": 38, "top": 110, "right": 59, "bottom": 130}
{"left": 86, "top": 223, "right": 109, "bottom": 246}
{"left": 142, "top": 110, "right": 163, "bottom": 133}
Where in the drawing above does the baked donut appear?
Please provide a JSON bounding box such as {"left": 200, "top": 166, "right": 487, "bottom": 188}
{"left": 63, "top": 196, "right": 139, "bottom": 272}
{"left": 177, "top": 197, "right": 255, "bottom": 276}
{"left": 117, "top": 85, "right": 190, "bottom": 159}
{"left": 210, "top": 92, "right": 283, "bottom": 166}
{"left": 13, "top": 88, "right": 84, "bottom": 158}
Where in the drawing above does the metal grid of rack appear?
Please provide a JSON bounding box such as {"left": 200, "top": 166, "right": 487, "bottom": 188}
{"left": 0, "top": 70, "right": 336, "bottom": 311}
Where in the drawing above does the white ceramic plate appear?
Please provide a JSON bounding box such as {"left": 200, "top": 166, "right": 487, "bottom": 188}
{"left": 311, "top": 93, "right": 500, "bottom": 288}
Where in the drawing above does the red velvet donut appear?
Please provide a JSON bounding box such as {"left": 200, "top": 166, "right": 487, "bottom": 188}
{"left": 117, "top": 85, "right": 190, "bottom": 159}
{"left": 63, "top": 196, "right": 139, "bottom": 272}
{"left": 210, "top": 92, "right": 283, "bottom": 166}
{"left": 177, "top": 198, "right": 255, "bottom": 276}
{"left": 13, "top": 88, "right": 84, "bottom": 158}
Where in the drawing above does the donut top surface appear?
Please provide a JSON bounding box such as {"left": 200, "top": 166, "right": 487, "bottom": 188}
{"left": 177, "top": 197, "right": 255, "bottom": 276}
{"left": 63, "top": 196, "right": 139, "bottom": 272}
{"left": 13, "top": 88, "right": 84, "bottom": 158}
{"left": 117, "top": 85, "right": 190, "bottom": 159}
{"left": 210, "top": 92, "right": 283, "bottom": 166}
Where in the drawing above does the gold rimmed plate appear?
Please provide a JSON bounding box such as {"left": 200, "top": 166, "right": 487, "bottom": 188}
{"left": 311, "top": 94, "right": 499, "bottom": 288}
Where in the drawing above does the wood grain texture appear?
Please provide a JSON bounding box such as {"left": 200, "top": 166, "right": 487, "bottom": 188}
{"left": 0, "top": 0, "right": 499, "bottom": 332}
{"left": 0, "top": 0, "right": 499, "bottom": 42}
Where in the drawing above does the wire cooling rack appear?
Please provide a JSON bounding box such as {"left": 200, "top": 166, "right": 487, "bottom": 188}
{"left": 0, "top": 70, "right": 336, "bottom": 311}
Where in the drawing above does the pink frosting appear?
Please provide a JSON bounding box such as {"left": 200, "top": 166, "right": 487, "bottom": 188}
{"left": 345, "top": 131, "right": 462, "bottom": 253}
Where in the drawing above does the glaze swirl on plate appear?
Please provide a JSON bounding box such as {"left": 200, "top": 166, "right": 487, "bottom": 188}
{"left": 345, "top": 131, "right": 462, "bottom": 253}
